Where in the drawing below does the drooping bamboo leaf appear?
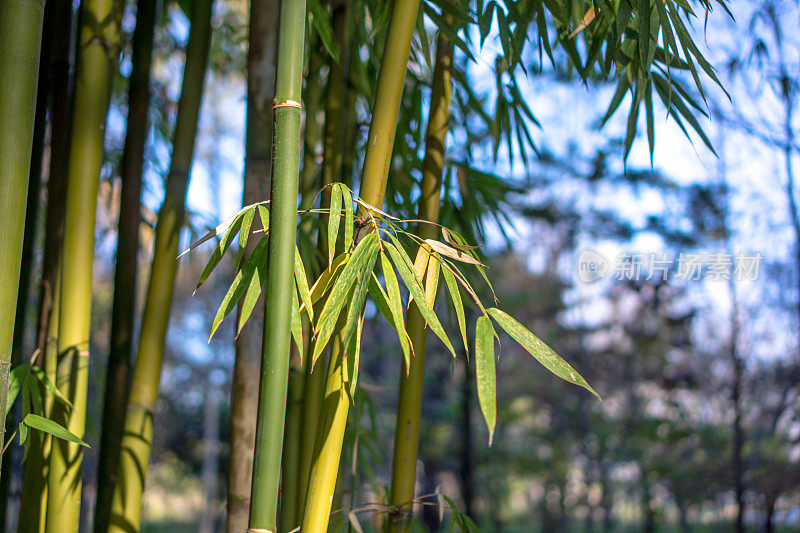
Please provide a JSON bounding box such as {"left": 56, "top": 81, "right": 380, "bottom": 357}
{"left": 305, "top": 252, "right": 350, "bottom": 313}
{"left": 441, "top": 265, "right": 468, "bottom": 353}
{"left": 424, "top": 253, "right": 440, "bottom": 309}
{"left": 235, "top": 206, "right": 256, "bottom": 269}
{"left": 341, "top": 239, "right": 379, "bottom": 350}
{"left": 295, "top": 245, "right": 314, "bottom": 322}
{"left": 26, "top": 374, "right": 42, "bottom": 416}
{"left": 236, "top": 244, "right": 268, "bottom": 336}
{"left": 328, "top": 184, "right": 343, "bottom": 266}
{"left": 313, "top": 234, "right": 377, "bottom": 364}
{"left": 384, "top": 239, "right": 456, "bottom": 358}
{"left": 424, "top": 238, "right": 485, "bottom": 266}
{"left": 210, "top": 235, "right": 270, "bottom": 339}
{"left": 30, "top": 365, "right": 73, "bottom": 409}
{"left": 336, "top": 186, "right": 353, "bottom": 250}
{"left": 486, "top": 308, "right": 599, "bottom": 398}
{"left": 344, "top": 314, "right": 364, "bottom": 399}
{"left": 378, "top": 254, "right": 412, "bottom": 368}
{"left": 6, "top": 365, "right": 28, "bottom": 416}
{"left": 22, "top": 414, "right": 89, "bottom": 447}
{"left": 290, "top": 281, "right": 304, "bottom": 356}
{"left": 308, "top": 0, "right": 341, "bottom": 62}
{"left": 475, "top": 315, "right": 497, "bottom": 445}
{"left": 179, "top": 201, "right": 264, "bottom": 259}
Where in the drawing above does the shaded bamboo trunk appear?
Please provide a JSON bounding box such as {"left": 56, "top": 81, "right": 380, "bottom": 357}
{"left": 387, "top": 30, "right": 454, "bottom": 532}
{"left": 108, "top": 0, "right": 213, "bottom": 529}
{"left": 200, "top": 384, "right": 221, "bottom": 533}
{"left": 301, "top": 2, "right": 420, "bottom": 531}
{"left": 246, "top": 0, "right": 307, "bottom": 529}
{"left": 17, "top": 1, "right": 74, "bottom": 527}
{"left": 94, "top": 1, "right": 159, "bottom": 530}
{"left": 0, "top": 0, "right": 52, "bottom": 519}
{"left": 0, "top": 0, "right": 47, "bottom": 467}
{"left": 226, "top": 0, "right": 278, "bottom": 528}
{"left": 44, "top": 0, "right": 123, "bottom": 523}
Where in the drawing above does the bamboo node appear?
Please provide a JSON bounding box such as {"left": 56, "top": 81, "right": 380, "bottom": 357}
{"left": 272, "top": 99, "right": 302, "bottom": 110}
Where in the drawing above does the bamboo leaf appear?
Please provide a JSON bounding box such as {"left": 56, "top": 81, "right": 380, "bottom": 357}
{"left": 475, "top": 315, "right": 497, "bottom": 445}
{"left": 194, "top": 210, "right": 247, "bottom": 293}
{"left": 210, "top": 235, "right": 270, "bottom": 339}
{"left": 384, "top": 239, "right": 456, "bottom": 358}
{"left": 328, "top": 184, "right": 342, "bottom": 266}
{"left": 425, "top": 239, "right": 485, "bottom": 266}
{"left": 308, "top": 0, "right": 341, "bottom": 62}
{"left": 30, "top": 366, "right": 73, "bottom": 409}
{"left": 378, "top": 253, "right": 412, "bottom": 368}
{"left": 342, "top": 185, "right": 354, "bottom": 251}
{"left": 305, "top": 252, "right": 350, "bottom": 313}
{"left": 26, "top": 374, "right": 42, "bottom": 416}
{"left": 236, "top": 247, "right": 267, "bottom": 336}
{"left": 441, "top": 265, "right": 468, "bottom": 353}
{"left": 341, "top": 239, "right": 379, "bottom": 351}
{"left": 344, "top": 314, "right": 364, "bottom": 399}
{"left": 235, "top": 206, "right": 256, "bottom": 269}
{"left": 179, "top": 201, "right": 264, "bottom": 258}
{"left": 424, "top": 253, "right": 440, "bottom": 309}
{"left": 348, "top": 511, "right": 364, "bottom": 533}
{"left": 313, "top": 234, "right": 377, "bottom": 365}
{"left": 486, "top": 308, "right": 599, "bottom": 398}
{"left": 295, "top": 246, "right": 314, "bottom": 322}
{"left": 291, "top": 281, "right": 304, "bottom": 355}
{"left": 22, "top": 414, "right": 89, "bottom": 447}
{"left": 6, "top": 365, "right": 27, "bottom": 416}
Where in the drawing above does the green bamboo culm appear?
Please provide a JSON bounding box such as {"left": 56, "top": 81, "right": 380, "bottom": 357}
{"left": 0, "top": 0, "right": 46, "bottom": 466}
{"left": 94, "top": 1, "right": 159, "bottom": 530}
{"left": 301, "top": 1, "right": 421, "bottom": 531}
{"left": 247, "top": 0, "right": 307, "bottom": 529}
{"left": 45, "top": 0, "right": 123, "bottom": 525}
{"left": 107, "top": 0, "right": 213, "bottom": 529}
{"left": 387, "top": 29, "right": 455, "bottom": 533}
{"left": 227, "top": 0, "right": 278, "bottom": 528}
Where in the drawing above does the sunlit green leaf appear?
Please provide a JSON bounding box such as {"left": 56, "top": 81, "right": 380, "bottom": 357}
{"left": 486, "top": 308, "right": 599, "bottom": 398}
{"left": 475, "top": 315, "right": 497, "bottom": 445}
{"left": 23, "top": 414, "right": 89, "bottom": 447}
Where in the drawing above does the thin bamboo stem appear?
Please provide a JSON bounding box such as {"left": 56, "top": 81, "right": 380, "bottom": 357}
{"left": 301, "top": 2, "right": 420, "bottom": 531}
{"left": 247, "top": 0, "right": 306, "bottom": 529}
{"left": 387, "top": 30, "right": 454, "bottom": 533}
{"left": 94, "top": 1, "right": 159, "bottom": 530}
{"left": 108, "top": 0, "right": 212, "bottom": 530}
{"left": 226, "top": 0, "right": 278, "bottom": 529}
{"left": 0, "top": 0, "right": 47, "bottom": 468}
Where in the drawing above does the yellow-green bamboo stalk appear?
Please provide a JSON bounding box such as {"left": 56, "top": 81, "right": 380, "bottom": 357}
{"left": 301, "top": 1, "right": 420, "bottom": 531}
{"left": 387, "top": 30, "right": 454, "bottom": 533}
{"left": 108, "top": 0, "right": 213, "bottom": 530}
{"left": 226, "top": 0, "right": 278, "bottom": 529}
{"left": 0, "top": 0, "right": 46, "bottom": 462}
{"left": 44, "top": 0, "right": 123, "bottom": 526}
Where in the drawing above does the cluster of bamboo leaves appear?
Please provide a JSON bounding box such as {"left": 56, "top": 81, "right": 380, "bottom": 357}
{"left": 5, "top": 360, "right": 89, "bottom": 459}
{"left": 189, "top": 183, "right": 598, "bottom": 443}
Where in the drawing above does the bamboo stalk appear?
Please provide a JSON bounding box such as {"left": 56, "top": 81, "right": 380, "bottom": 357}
{"left": 0, "top": 0, "right": 47, "bottom": 468}
{"left": 226, "top": 0, "right": 278, "bottom": 528}
{"left": 107, "top": 0, "right": 213, "bottom": 530}
{"left": 246, "top": 0, "right": 307, "bottom": 529}
{"left": 301, "top": 2, "right": 420, "bottom": 531}
{"left": 44, "top": 0, "right": 124, "bottom": 521}
{"left": 94, "top": 1, "right": 159, "bottom": 530}
{"left": 292, "top": 6, "right": 351, "bottom": 524}
{"left": 387, "top": 30, "right": 454, "bottom": 533}
{"left": 17, "top": 1, "right": 74, "bottom": 526}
